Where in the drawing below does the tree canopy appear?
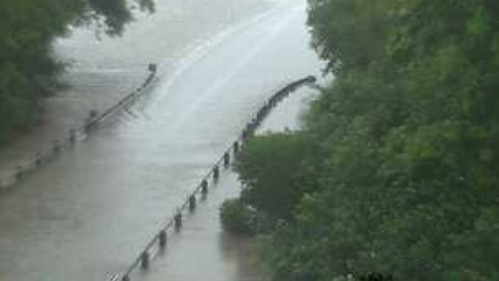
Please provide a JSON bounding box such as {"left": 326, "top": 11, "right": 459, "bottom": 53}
{"left": 225, "top": 1, "right": 499, "bottom": 280}
{"left": 0, "top": 0, "right": 154, "bottom": 143}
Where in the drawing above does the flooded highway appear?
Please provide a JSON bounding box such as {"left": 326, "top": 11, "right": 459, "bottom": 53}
{"left": 0, "top": 0, "right": 324, "bottom": 280}
{"left": 131, "top": 85, "right": 320, "bottom": 281}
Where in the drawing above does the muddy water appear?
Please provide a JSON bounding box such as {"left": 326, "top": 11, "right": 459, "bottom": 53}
{"left": 0, "top": 0, "right": 325, "bottom": 280}
{"left": 0, "top": 0, "right": 269, "bottom": 183}
{"left": 132, "top": 85, "right": 319, "bottom": 281}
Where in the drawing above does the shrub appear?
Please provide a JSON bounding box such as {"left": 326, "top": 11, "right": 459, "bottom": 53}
{"left": 220, "top": 198, "right": 255, "bottom": 235}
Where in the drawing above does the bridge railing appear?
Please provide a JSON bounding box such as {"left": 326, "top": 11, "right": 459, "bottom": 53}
{"left": 113, "top": 75, "right": 317, "bottom": 281}
{"left": 0, "top": 66, "right": 158, "bottom": 192}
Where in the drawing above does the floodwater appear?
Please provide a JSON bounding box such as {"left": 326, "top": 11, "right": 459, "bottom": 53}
{"left": 0, "top": 0, "right": 325, "bottom": 280}
{"left": 131, "top": 85, "right": 320, "bottom": 281}
{"left": 0, "top": 0, "right": 269, "bottom": 183}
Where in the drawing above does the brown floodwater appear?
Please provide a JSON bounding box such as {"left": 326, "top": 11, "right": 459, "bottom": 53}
{"left": 0, "top": 1, "right": 326, "bottom": 280}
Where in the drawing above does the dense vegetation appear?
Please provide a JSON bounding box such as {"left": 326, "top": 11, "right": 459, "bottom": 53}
{"left": 223, "top": 1, "right": 499, "bottom": 280}
{"left": 0, "top": 0, "right": 154, "bottom": 143}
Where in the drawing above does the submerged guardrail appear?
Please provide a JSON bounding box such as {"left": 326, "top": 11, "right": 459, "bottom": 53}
{"left": 0, "top": 65, "right": 158, "bottom": 192}
{"left": 111, "top": 75, "right": 317, "bottom": 281}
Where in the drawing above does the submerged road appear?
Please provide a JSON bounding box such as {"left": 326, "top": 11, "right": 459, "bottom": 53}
{"left": 130, "top": 85, "right": 319, "bottom": 281}
{"left": 0, "top": 1, "right": 324, "bottom": 280}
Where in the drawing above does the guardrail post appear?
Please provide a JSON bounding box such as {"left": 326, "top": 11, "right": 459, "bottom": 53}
{"left": 148, "top": 63, "right": 158, "bottom": 73}
{"left": 53, "top": 141, "right": 61, "bottom": 154}
{"left": 174, "top": 212, "right": 182, "bottom": 230}
{"left": 15, "top": 166, "right": 23, "bottom": 180}
{"left": 233, "top": 141, "right": 239, "bottom": 154}
{"left": 159, "top": 230, "right": 167, "bottom": 249}
{"left": 242, "top": 128, "right": 249, "bottom": 141}
{"left": 89, "top": 109, "right": 98, "bottom": 120}
{"left": 213, "top": 166, "right": 220, "bottom": 181}
{"left": 140, "top": 252, "right": 150, "bottom": 269}
{"left": 270, "top": 97, "right": 277, "bottom": 107}
{"left": 201, "top": 179, "right": 208, "bottom": 194}
{"left": 189, "top": 195, "right": 197, "bottom": 211}
{"left": 306, "top": 75, "right": 317, "bottom": 83}
{"left": 69, "top": 129, "right": 76, "bottom": 144}
{"left": 249, "top": 119, "right": 255, "bottom": 130}
{"left": 84, "top": 122, "right": 91, "bottom": 134}
{"left": 248, "top": 121, "right": 256, "bottom": 134}
{"left": 223, "top": 152, "right": 230, "bottom": 167}
{"left": 35, "top": 153, "right": 42, "bottom": 166}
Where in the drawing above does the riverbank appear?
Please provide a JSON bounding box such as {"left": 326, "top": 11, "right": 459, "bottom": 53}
{"left": 0, "top": 0, "right": 273, "bottom": 188}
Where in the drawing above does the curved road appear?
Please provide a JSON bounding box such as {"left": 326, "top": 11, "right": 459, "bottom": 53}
{"left": 0, "top": 1, "right": 324, "bottom": 280}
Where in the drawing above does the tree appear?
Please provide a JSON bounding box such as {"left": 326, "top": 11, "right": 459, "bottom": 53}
{"left": 233, "top": 132, "right": 317, "bottom": 223}
{"left": 0, "top": 0, "right": 154, "bottom": 143}
{"left": 226, "top": 1, "right": 499, "bottom": 280}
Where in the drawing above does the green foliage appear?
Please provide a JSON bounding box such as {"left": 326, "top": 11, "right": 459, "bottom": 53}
{"left": 0, "top": 0, "right": 154, "bottom": 143}
{"left": 234, "top": 132, "right": 318, "bottom": 222}
{"left": 220, "top": 198, "right": 255, "bottom": 235}
{"left": 227, "top": 1, "right": 499, "bottom": 281}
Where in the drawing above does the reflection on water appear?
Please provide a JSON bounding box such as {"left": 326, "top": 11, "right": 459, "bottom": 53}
{"left": 219, "top": 228, "right": 271, "bottom": 281}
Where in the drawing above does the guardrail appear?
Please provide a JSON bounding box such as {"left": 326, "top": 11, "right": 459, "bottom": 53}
{"left": 112, "top": 75, "right": 317, "bottom": 281}
{"left": 0, "top": 65, "right": 158, "bottom": 192}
